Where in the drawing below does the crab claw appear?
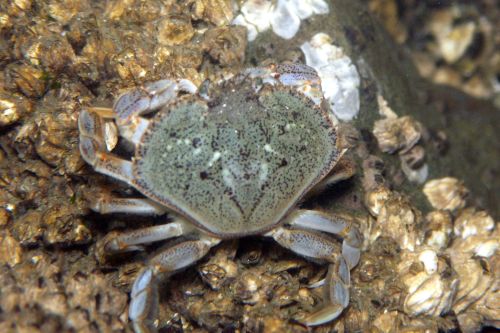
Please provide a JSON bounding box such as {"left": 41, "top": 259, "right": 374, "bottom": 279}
{"left": 245, "top": 63, "right": 323, "bottom": 104}
{"left": 113, "top": 79, "right": 197, "bottom": 123}
{"left": 79, "top": 109, "right": 119, "bottom": 152}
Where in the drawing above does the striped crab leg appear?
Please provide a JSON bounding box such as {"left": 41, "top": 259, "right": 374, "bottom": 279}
{"left": 266, "top": 209, "right": 362, "bottom": 326}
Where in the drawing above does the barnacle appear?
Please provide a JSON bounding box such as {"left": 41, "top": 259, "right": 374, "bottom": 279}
{"left": 373, "top": 116, "right": 423, "bottom": 154}
{"left": 368, "top": 192, "right": 421, "bottom": 251}
{"left": 423, "top": 177, "right": 468, "bottom": 212}
{"left": 301, "top": 33, "right": 361, "bottom": 121}
{"left": 398, "top": 249, "right": 458, "bottom": 317}
{"left": 424, "top": 210, "right": 453, "bottom": 250}
{"left": 233, "top": 0, "right": 329, "bottom": 41}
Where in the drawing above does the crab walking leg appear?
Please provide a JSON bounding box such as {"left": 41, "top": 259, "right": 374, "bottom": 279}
{"left": 285, "top": 210, "right": 362, "bottom": 269}
{"left": 112, "top": 79, "right": 197, "bottom": 144}
{"left": 90, "top": 195, "right": 167, "bottom": 215}
{"left": 130, "top": 237, "right": 220, "bottom": 333}
{"left": 245, "top": 63, "right": 323, "bottom": 104}
{"left": 97, "top": 219, "right": 194, "bottom": 256}
{"left": 267, "top": 228, "right": 350, "bottom": 325}
{"left": 303, "top": 258, "right": 351, "bottom": 325}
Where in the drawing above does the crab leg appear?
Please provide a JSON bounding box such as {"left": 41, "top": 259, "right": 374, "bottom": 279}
{"left": 97, "top": 219, "right": 194, "bottom": 257}
{"left": 90, "top": 194, "right": 167, "bottom": 215}
{"left": 130, "top": 236, "right": 220, "bottom": 333}
{"left": 266, "top": 227, "right": 351, "bottom": 325}
{"left": 285, "top": 210, "right": 362, "bottom": 269}
{"left": 245, "top": 63, "right": 323, "bottom": 104}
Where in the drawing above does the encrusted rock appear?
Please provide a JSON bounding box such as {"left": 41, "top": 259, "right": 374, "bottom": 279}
{"left": 157, "top": 15, "right": 195, "bottom": 46}
{"left": 202, "top": 25, "right": 247, "bottom": 67}
{"left": 43, "top": 204, "right": 92, "bottom": 246}
{"left": 189, "top": 0, "right": 234, "bottom": 26}
{"left": 198, "top": 242, "right": 238, "bottom": 290}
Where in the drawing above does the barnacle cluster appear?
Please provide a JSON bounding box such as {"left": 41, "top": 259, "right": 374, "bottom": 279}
{"left": 373, "top": 95, "right": 428, "bottom": 184}
{"left": 364, "top": 85, "right": 498, "bottom": 331}
{"left": 362, "top": 125, "right": 499, "bottom": 332}
{"left": 301, "top": 33, "right": 361, "bottom": 122}
{"left": 363, "top": 178, "right": 499, "bottom": 332}
{"left": 233, "top": 0, "right": 329, "bottom": 41}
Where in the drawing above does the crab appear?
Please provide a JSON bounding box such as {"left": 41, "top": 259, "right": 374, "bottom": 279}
{"left": 78, "top": 63, "right": 362, "bottom": 333}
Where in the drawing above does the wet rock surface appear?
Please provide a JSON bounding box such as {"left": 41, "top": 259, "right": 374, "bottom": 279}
{"left": 0, "top": 1, "right": 498, "bottom": 333}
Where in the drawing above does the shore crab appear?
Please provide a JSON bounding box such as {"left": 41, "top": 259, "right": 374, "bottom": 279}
{"left": 78, "top": 63, "right": 362, "bottom": 332}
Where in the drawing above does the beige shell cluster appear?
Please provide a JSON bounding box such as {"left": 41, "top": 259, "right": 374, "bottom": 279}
{"left": 373, "top": 95, "right": 428, "bottom": 184}
{"left": 367, "top": 95, "right": 497, "bottom": 331}
{"left": 363, "top": 173, "right": 498, "bottom": 332}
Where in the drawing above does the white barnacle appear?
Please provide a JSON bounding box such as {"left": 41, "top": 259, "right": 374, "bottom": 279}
{"left": 418, "top": 249, "right": 438, "bottom": 274}
{"left": 301, "top": 33, "right": 360, "bottom": 121}
{"left": 232, "top": 0, "right": 273, "bottom": 41}
{"left": 233, "top": 0, "right": 329, "bottom": 41}
{"left": 399, "top": 250, "right": 458, "bottom": 317}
